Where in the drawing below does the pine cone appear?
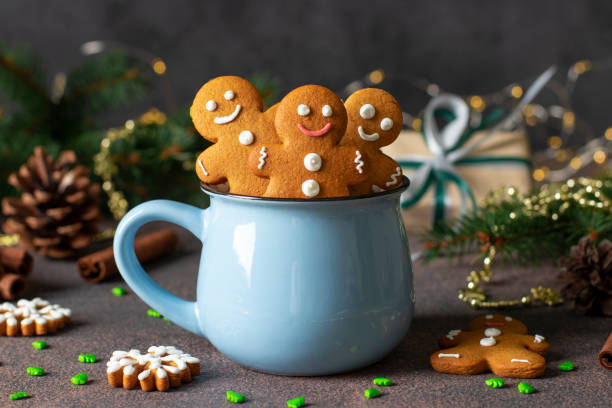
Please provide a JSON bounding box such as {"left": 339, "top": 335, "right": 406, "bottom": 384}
{"left": 559, "top": 236, "right": 612, "bottom": 316}
{"left": 1, "top": 147, "right": 101, "bottom": 258}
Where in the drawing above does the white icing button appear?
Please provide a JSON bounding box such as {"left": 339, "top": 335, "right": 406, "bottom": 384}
{"left": 224, "top": 90, "right": 235, "bottom": 100}
{"left": 303, "top": 153, "right": 322, "bottom": 172}
{"left": 480, "top": 337, "right": 496, "bottom": 347}
{"left": 206, "top": 100, "right": 217, "bottom": 111}
{"left": 380, "top": 117, "right": 393, "bottom": 131}
{"left": 238, "top": 130, "right": 254, "bottom": 145}
{"left": 505, "top": 316, "right": 512, "bottom": 321}
{"left": 534, "top": 334, "right": 545, "bottom": 343}
{"left": 322, "top": 105, "right": 333, "bottom": 117}
{"left": 360, "top": 104, "right": 375, "bottom": 119}
{"left": 301, "top": 179, "right": 320, "bottom": 197}
{"left": 484, "top": 328, "right": 501, "bottom": 337}
{"left": 485, "top": 314, "right": 493, "bottom": 319}
{"left": 298, "top": 104, "right": 310, "bottom": 116}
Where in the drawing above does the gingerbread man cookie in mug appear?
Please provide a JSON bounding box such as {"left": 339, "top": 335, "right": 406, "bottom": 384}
{"left": 430, "top": 314, "right": 549, "bottom": 378}
{"left": 190, "top": 76, "right": 279, "bottom": 196}
{"left": 249, "top": 85, "right": 367, "bottom": 198}
{"left": 340, "top": 88, "right": 403, "bottom": 195}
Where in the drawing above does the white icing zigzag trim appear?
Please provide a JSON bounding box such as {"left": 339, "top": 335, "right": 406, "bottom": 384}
{"left": 385, "top": 167, "right": 401, "bottom": 187}
{"left": 257, "top": 147, "right": 268, "bottom": 169}
{"left": 510, "top": 358, "right": 532, "bottom": 364}
{"left": 214, "top": 104, "right": 241, "bottom": 124}
{"left": 197, "top": 159, "right": 209, "bottom": 176}
{"left": 354, "top": 150, "right": 364, "bottom": 174}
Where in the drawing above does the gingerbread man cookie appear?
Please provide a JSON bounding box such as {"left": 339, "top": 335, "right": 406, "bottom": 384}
{"left": 190, "top": 76, "right": 279, "bottom": 196}
{"left": 249, "top": 84, "right": 367, "bottom": 198}
{"left": 430, "top": 314, "right": 549, "bottom": 378}
{"left": 340, "top": 88, "right": 403, "bottom": 195}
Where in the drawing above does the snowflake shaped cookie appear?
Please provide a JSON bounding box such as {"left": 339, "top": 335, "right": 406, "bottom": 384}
{"left": 106, "top": 345, "right": 201, "bottom": 392}
{"left": 0, "top": 298, "right": 71, "bottom": 336}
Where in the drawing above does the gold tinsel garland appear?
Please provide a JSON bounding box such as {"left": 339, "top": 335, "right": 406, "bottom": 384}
{"left": 456, "top": 177, "right": 611, "bottom": 308}
{"left": 93, "top": 108, "right": 169, "bottom": 220}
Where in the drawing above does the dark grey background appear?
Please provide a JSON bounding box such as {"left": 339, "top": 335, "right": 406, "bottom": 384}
{"left": 1, "top": 0, "right": 612, "bottom": 135}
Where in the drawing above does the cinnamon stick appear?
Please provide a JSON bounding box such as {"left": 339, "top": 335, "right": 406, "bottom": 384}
{"left": 0, "top": 247, "right": 33, "bottom": 276}
{"left": 598, "top": 331, "right": 612, "bottom": 371}
{"left": 0, "top": 273, "right": 27, "bottom": 300}
{"left": 77, "top": 228, "right": 178, "bottom": 283}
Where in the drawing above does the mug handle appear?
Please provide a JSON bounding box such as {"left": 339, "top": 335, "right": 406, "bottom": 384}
{"left": 113, "top": 199, "right": 207, "bottom": 336}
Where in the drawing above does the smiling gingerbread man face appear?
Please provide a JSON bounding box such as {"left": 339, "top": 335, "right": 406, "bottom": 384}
{"left": 190, "top": 76, "right": 278, "bottom": 196}
{"left": 275, "top": 85, "right": 347, "bottom": 147}
{"left": 340, "top": 88, "right": 403, "bottom": 195}
{"left": 343, "top": 88, "right": 403, "bottom": 149}
{"left": 190, "top": 76, "right": 265, "bottom": 144}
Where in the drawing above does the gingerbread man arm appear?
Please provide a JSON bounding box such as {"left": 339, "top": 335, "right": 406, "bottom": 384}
{"left": 371, "top": 155, "right": 403, "bottom": 190}
{"left": 249, "top": 144, "right": 280, "bottom": 178}
{"left": 334, "top": 146, "right": 369, "bottom": 185}
{"left": 518, "top": 333, "right": 550, "bottom": 355}
{"left": 437, "top": 330, "right": 465, "bottom": 348}
{"left": 195, "top": 148, "right": 226, "bottom": 184}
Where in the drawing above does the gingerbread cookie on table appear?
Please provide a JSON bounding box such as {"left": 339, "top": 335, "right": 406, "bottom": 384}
{"left": 190, "top": 76, "right": 279, "bottom": 196}
{"left": 249, "top": 84, "right": 367, "bottom": 198}
{"left": 430, "top": 314, "right": 549, "bottom": 378}
{"left": 340, "top": 88, "right": 403, "bottom": 195}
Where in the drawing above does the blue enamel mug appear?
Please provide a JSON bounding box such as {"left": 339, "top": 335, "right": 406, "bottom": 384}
{"left": 114, "top": 177, "right": 414, "bottom": 375}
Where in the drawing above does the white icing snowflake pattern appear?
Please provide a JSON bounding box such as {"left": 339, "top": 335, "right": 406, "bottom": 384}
{"left": 0, "top": 298, "right": 71, "bottom": 336}
{"left": 106, "top": 345, "right": 201, "bottom": 392}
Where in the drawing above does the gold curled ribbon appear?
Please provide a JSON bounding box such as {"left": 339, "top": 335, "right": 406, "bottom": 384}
{"left": 458, "top": 245, "right": 563, "bottom": 308}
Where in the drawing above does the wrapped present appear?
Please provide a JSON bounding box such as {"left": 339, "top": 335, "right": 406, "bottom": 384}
{"left": 382, "top": 94, "right": 533, "bottom": 230}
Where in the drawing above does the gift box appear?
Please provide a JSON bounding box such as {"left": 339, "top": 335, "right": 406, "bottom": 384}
{"left": 382, "top": 94, "right": 533, "bottom": 231}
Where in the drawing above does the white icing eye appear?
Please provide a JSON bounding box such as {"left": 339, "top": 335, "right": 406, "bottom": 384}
{"left": 322, "top": 105, "right": 333, "bottom": 117}
{"left": 206, "top": 100, "right": 217, "bottom": 111}
{"left": 360, "top": 104, "right": 375, "bottom": 119}
{"left": 224, "top": 90, "right": 235, "bottom": 100}
{"left": 297, "top": 104, "right": 310, "bottom": 116}
{"left": 380, "top": 117, "right": 393, "bottom": 131}
{"left": 238, "top": 130, "right": 254, "bottom": 145}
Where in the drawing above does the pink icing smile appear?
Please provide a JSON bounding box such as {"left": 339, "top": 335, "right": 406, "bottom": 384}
{"left": 485, "top": 322, "right": 505, "bottom": 327}
{"left": 297, "top": 122, "right": 332, "bottom": 137}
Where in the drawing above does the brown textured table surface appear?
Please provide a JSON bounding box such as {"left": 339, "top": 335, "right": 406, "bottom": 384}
{"left": 1, "top": 223, "right": 611, "bottom": 407}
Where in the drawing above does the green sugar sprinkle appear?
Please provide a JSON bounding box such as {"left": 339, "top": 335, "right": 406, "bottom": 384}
{"left": 9, "top": 392, "right": 28, "bottom": 400}
{"left": 518, "top": 381, "right": 535, "bottom": 394}
{"left": 70, "top": 373, "right": 88, "bottom": 385}
{"left": 485, "top": 378, "right": 505, "bottom": 388}
{"left": 31, "top": 340, "right": 47, "bottom": 350}
{"left": 364, "top": 388, "right": 382, "bottom": 399}
{"left": 78, "top": 354, "right": 97, "bottom": 363}
{"left": 226, "top": 390, "right": 245, "bottom": 403}
{"left": 26, "top": 366, "right": 44, "bottom": 376}
{"left": 286, "top": 396, "right": 305, "bottom": 408}
{"left": 373, "top": 377, "right": 392, "bottom": 386}
{"left": 111, "top": 287, "right": 126, "bottom": 296}
{"left": 558, "top": 361, "right": 575, "bottom": 371}
{"left": 147, "top": 309, "right": 162, "bottom": 318}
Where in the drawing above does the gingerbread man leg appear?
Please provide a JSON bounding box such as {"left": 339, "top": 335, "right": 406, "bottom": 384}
{"left": 430, "top": 346, "right": 489, "bottom": 375}
{"left": 486, "top": 349, "right": 546, "bottom": 378}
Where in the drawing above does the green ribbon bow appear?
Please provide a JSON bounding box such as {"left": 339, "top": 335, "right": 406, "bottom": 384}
{"left": 397, "top": 94, "right": 531, "bottom": 226}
